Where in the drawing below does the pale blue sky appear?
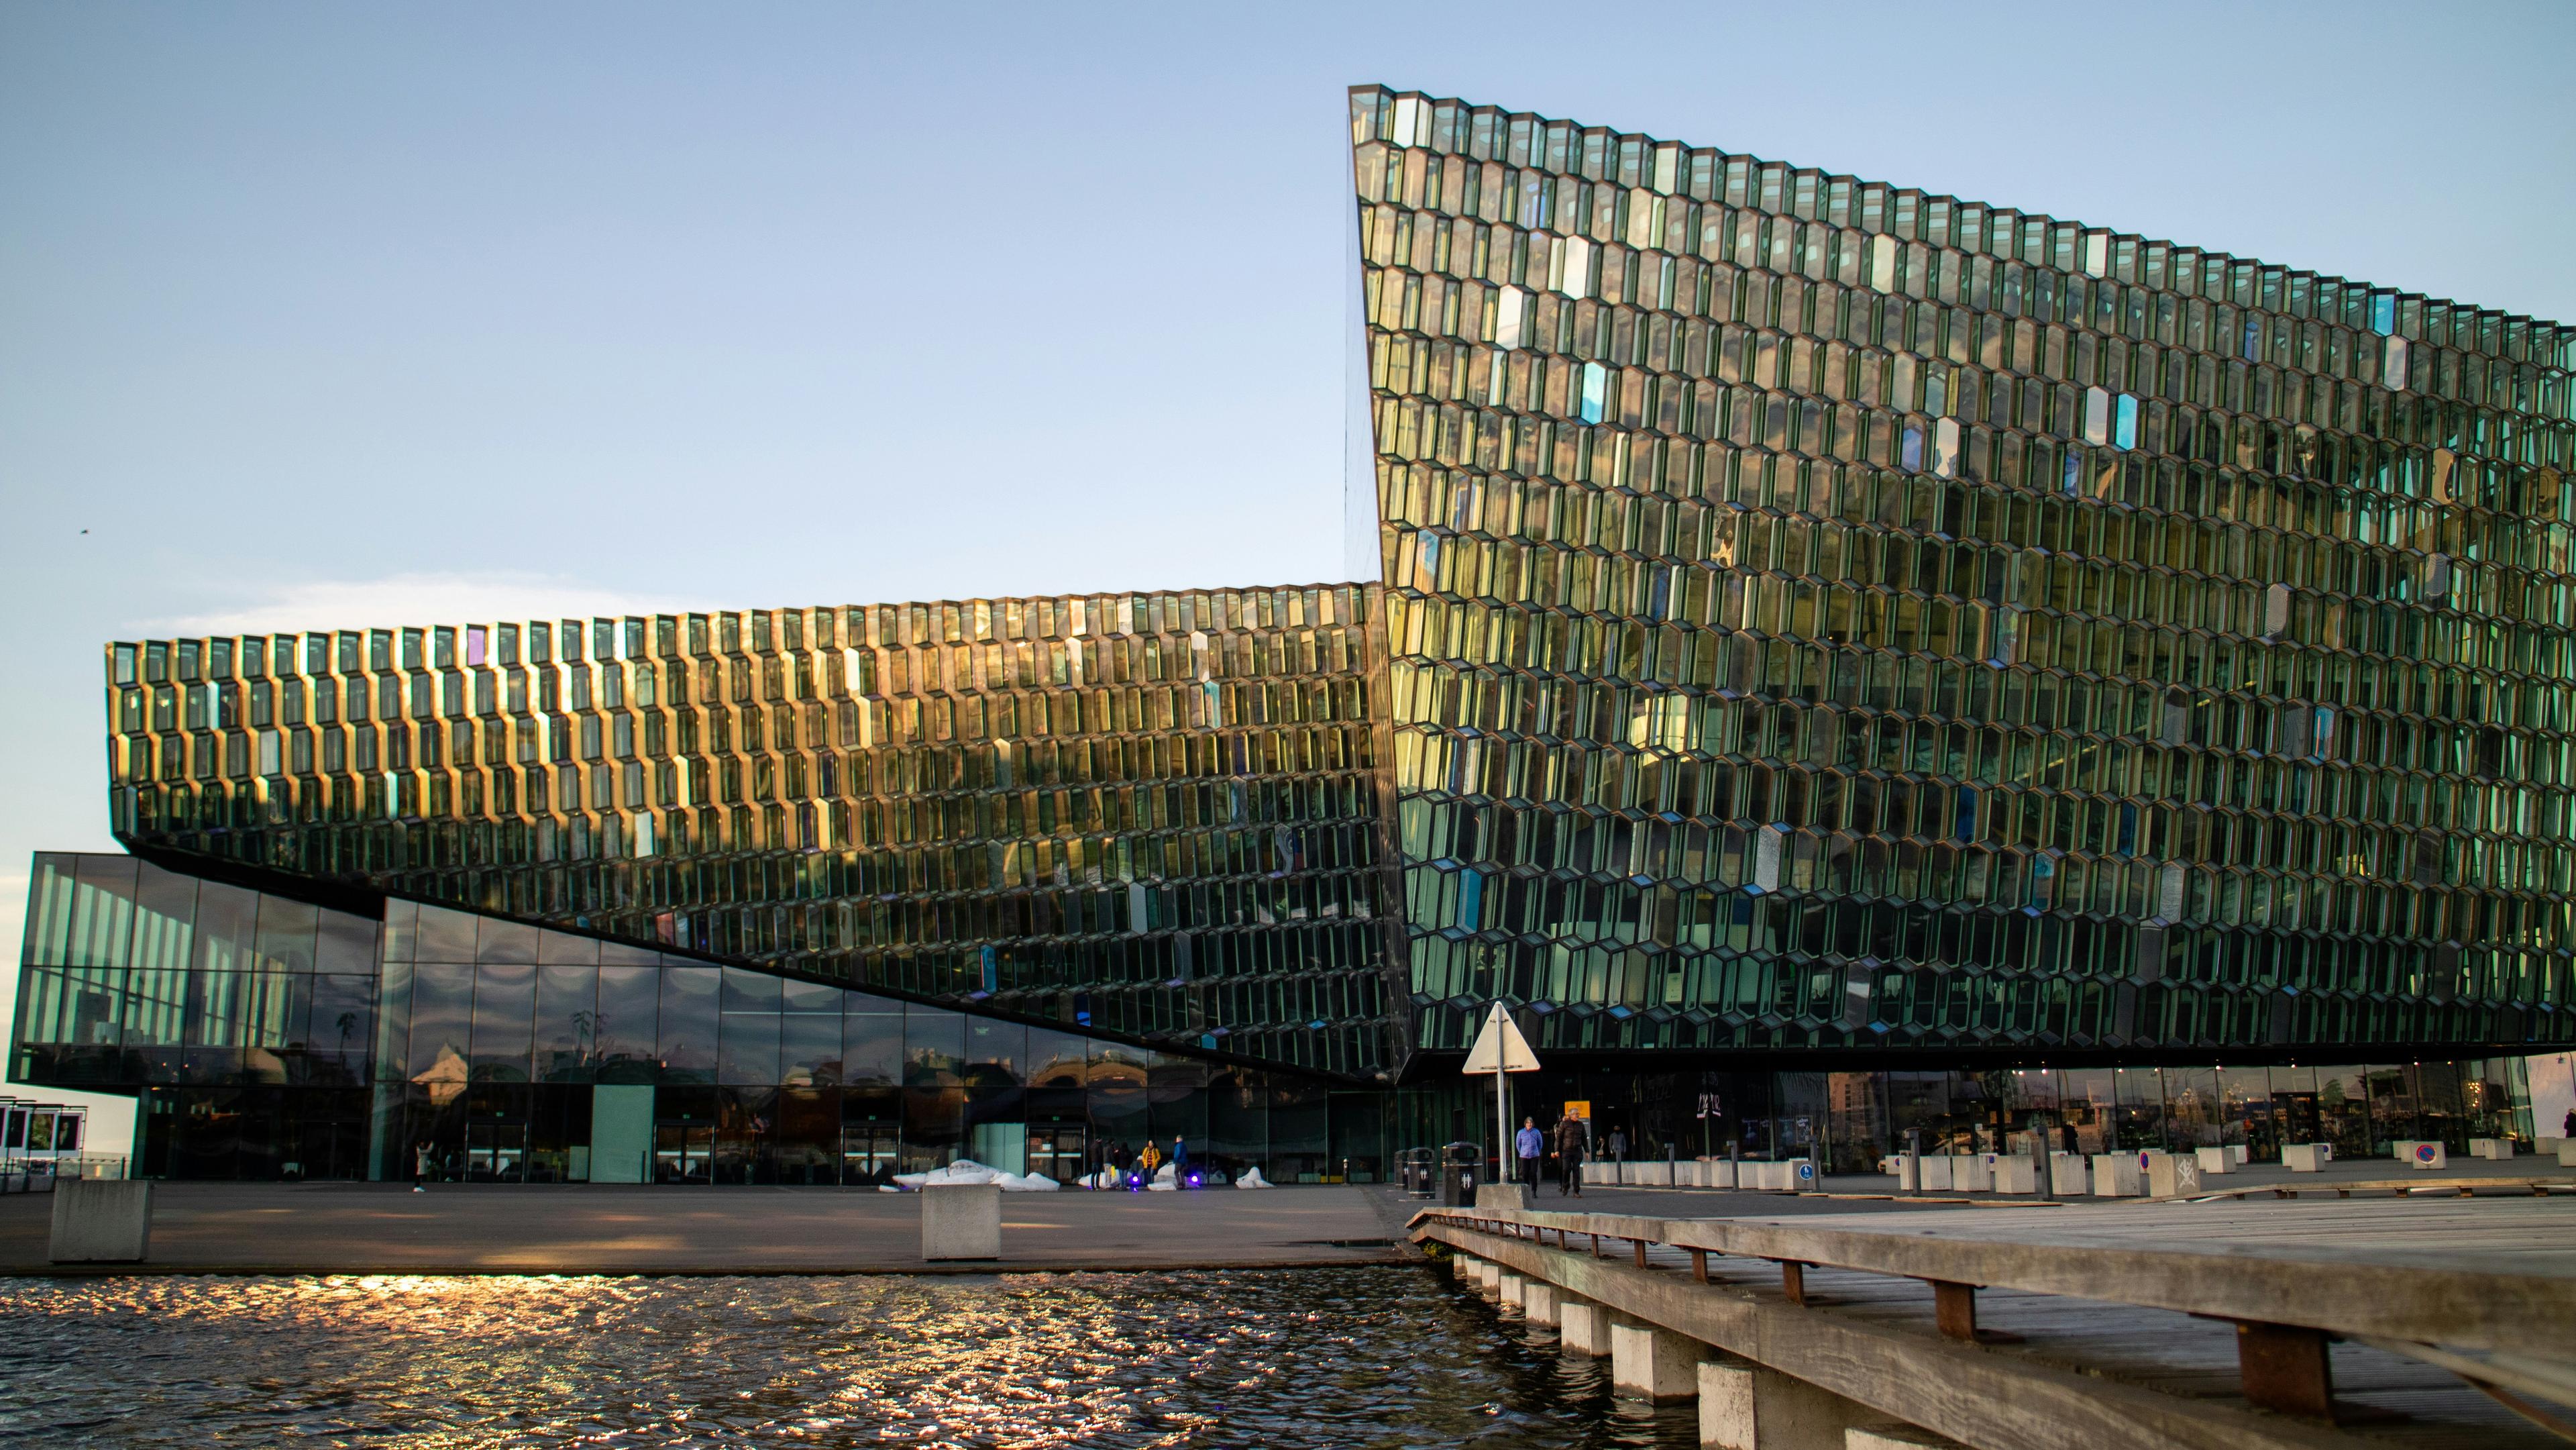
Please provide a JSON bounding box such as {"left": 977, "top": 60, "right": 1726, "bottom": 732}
{"left": 5, "top": 1, "right": 2573, "bottom": 1140}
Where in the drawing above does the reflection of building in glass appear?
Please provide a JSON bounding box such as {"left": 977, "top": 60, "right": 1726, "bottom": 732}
{"left": 12, "top": 86, "right": 2573, "bottom": 1180}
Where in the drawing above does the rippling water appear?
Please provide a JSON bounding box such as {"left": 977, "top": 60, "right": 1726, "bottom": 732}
{"left": 0, "top": 1267, "right": 1695, "bottom": 1448}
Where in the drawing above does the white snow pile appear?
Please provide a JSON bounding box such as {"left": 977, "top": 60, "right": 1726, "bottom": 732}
{"left": 889, "top": 1158, "right": 1059, "bottom": 1192}
{"left": 1235, "top": 1166, "right": 1274, "bottom": 1189}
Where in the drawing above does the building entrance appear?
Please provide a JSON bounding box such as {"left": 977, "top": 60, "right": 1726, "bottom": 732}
{"left": 655, "top": 1123, "right": 712, "bottom": 1183}
{"left": 1028, "top": 1124, "right": 1088, "bottom": 1183}
{"left": 839, "top": 1124, "right": 898, "bottom": 1186}
{"left": 466, "top": 1122, "right": 526, "bottom": 1182}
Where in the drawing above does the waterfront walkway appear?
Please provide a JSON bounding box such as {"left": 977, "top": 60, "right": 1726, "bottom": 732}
{"left": 1417, "top": 1192, "right": 2576, "bottom": 1449}
{"left": 0, "top": 1182, "right": 1403, "bottom": 1275}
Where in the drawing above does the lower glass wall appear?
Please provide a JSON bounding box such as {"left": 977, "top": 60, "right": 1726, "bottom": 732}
{"left": 1394, "top": 1059, "right": 2550, "bottom": 1176}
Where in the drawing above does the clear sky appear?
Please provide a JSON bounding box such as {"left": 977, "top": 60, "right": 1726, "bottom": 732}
{"left": 5, "top": 1, "right": 2573, "bottom": 1146}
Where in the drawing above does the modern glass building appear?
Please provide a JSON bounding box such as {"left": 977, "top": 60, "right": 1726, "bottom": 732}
{"left": 14, "top": 87, "right": 2573, "bottom": 1179}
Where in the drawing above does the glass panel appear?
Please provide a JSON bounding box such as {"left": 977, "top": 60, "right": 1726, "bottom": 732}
{"left": 536, "top": 962, "right": 598, "bottom": 1083}
{"left": 470, "top": 961, "right": 536, "bottom": 1082}
{"left": 313, "top": 909, "right": 377, "bottom": 974}
{"left": 307, "top": 973, "right": 374, "bottom": 1083}
{"left": 405, "top": 962, "right": 474, "bottom": 1085}
{"left": 841, "top": 1006, "right": 902, "bottom": 1087}
{"left": 594, "top": 965, "right": 658, "bottom": 1082}
{"left": 657, "top": 967, "right": 718, "bottom": 1083}
{"left": 253, "top": 896, "right": 317, "bottom": 973}
{"left": 414, "top": 905, "right": 477, "bottom": 963}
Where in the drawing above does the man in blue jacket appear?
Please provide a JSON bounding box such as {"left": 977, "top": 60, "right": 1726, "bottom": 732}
{"left": 1514, "top": 1117, "right": 1545, "bottom": 1191}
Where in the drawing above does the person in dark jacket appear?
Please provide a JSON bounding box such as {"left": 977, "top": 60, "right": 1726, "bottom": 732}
{"left": 1552, "top": 1112, "right": 1587, "bottom": 1196}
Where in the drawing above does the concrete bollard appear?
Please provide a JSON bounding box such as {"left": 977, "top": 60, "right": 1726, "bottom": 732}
{"left": 2146, "top": 1153, "right": 2202, "bottom": 1198}
{"left": 2469, "top": 1138, "right": 2512, "bottom": 1161}
{"left": 2090, "top": 1153, "right": 2142, "bottom": 1196}
{"left": 2047, "top": 1152, "right": 2087, "bottom": 1194}
{"left": 1499, "top": 1272, "right": 1526, "bottom": 1312}
{"left": 2561, "top": 1141, "right": 2576, "bottom": 1168}
{"left": 2399, "top": 1140, "right": 2448, "bottom": 1170}
{"left": 1525, "top": 1280, "right": 1562, "bottom": 1327}
{"left": 920, "top": 1184, "right": 1002, "bottom": 1261}
{"left": 2192, "top": 1147, "right": 2237, "bottom": 1175}
{"left": 49, "top": 1180, "right": 152, "bottom": 1263}
{"left": 1560, "top": 1298, "right": 1619, "bottom": 1356}
{"left": 1610, "top": 1321, "right": 1701, "bottom": 1402}
{"left": 1699, "top": 1357, "right": 1877, "bottom": 1450}
{"left": 1987, "top": 1157, "right": 2037, "bottom": 1194}
{"left": 1480, "top": 1182, "right": 1529, "bottom": 1212}
{"left": 1949, "top": 1154, "right": 1990, "bottom": 1192}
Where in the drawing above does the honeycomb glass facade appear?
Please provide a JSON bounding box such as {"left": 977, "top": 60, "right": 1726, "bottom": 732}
{"left": 1350, "top": 86, "right": 2575, "bottom": 1064}
{"left": 97, "top": 584, "right": 1399, "bottom": 1078}
{"left": 12, "top": 85, "right": 2575, "bottom": 1180}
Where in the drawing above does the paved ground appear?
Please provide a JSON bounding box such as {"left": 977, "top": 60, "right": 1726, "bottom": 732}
{"left": 7, "top": 1151, "right": 2561, "bottom": 1277}
{"left": 0, "top": 1182, "right": 1405, "bottom": 1276}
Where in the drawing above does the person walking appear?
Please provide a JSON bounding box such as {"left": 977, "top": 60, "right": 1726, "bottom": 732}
{"left": 411, "top": 1139, "right": 431, "bottom": 1192}
{"left": 1607, "top": 1127, "right": 1628, "bottom": 1163}
{"left": 1513, "top": 1117, "right": 1544, "bottom": 1191}
{"left": 1170, "top": 1135, "right": 1191, "bottom": 1185}
{"left": 2563, "top": 1106, "right": 2574, "bottom": 1140}
{"left": 1553, "top": 1111, "right": 1587, "bottom": 1197}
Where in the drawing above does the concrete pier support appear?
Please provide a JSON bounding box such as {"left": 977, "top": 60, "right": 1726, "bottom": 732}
{"left": 1474, "top": 1259, "right": 1502, "bottom": 1296}
{"left": 1452, "top": 1253, "right": 1479, "bottom": 1283}
{"left": 1699, "top": 1357, "right": 1879, "bottom": 1449}
{"left": 1844, "top": 1427, "right": 1964, "bottom": 1449}
{"left": 1499, "top": 1272, "right": 1526, "bottom": 1311}
{"left": 1525, "top": 1280, "right": 1562, "bottom": 1327}
{"left": 1611, "top": 1321, "right": 1703, "bottom": 1401}
{"left": 1561, "top": 1297, "right": 1619, "bottom": 1356}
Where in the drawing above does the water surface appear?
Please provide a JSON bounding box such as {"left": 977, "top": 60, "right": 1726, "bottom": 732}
{"left": 0, "top": 1267, "right": 1694, "bottom": 1447}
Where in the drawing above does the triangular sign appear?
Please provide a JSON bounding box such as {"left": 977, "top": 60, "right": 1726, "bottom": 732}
{"left": 1462, "top": 1002, "right": 1541, "bottom": 1074}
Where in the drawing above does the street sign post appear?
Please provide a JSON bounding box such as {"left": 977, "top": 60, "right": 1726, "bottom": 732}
{"left": 1462, "top": 1002, "right": 1541, "bottom": 1189}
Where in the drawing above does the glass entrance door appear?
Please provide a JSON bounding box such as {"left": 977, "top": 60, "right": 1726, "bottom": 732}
{"left": 654, "top": 1123, "right": 712, "bottom": 1183}
{"left": 1027, "top": 1124, "right": 1088, "bottom": 1184}
{"left": 466, "top": 1122, "right": 527, "bottom": 1182}
{"left": 840, "top": 1124, "right": 898, "bottom": 1186}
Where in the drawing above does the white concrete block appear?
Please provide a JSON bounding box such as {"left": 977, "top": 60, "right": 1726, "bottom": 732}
{"left": 2193, "top": 1147, "right": 2237, "bottom": 1174}
{"left": 1587, "top": 1161, "right": 1619, "bottom": 1185}
{"left": 1561, "top": 1298, "right": 1617, "bottom": 1356}
{"left": 1636, "top": 1161, "right": 1674, "bottom": 1186}
{"left": 1611, "top": 1321, "right": 1702, "bottom": 1402}
{"left": 1915, "top": 1156, "right": 1950, "bottom": 1190}
{"left": 1499, "top": 1272, "right": 1526, "bottom": 1312}
{"left": 2229, "top": 1144, "right": 2249, "bottom": 1165}
{"left": 1480, "top": 1182, "right": 1528, "bottom": 1212}
{"left": 2538, "top": 1136, "right": 2566, "bottom": 1157}
{"left": 2282, "top": 1143, "right": 2330, "bottom": 1172}
{"left": 919, "top": 1184, "right": 1001, "bottom": 1261}
{"left": 1988, "top": 1157, "right": 2037, "bottom": 1193}
{"left": 2147, "top": 1153, "right": 2202, "bottom": 1198}
{"left": 1792, "top": 1157, "right": 1819, "bottom": 1191}
{"left": 1699, "top": 1357, "right": 1879, "bottom": 1450}
{"left": 1525, "top": 1280, "right": 1562, "bottom": 1327}
{"left": 2402, "top": 1140, "right": 2448, "bottom": 1170}
{"left": 1949, "top": 1154, "right": 1990, "bottom": 1192}
{"left": 2048, "top": 1152, "right": 2087, "bottom": 1194}
{"left": 1475, "top": 1259, "right": 1502, "bottom": 1295}
{"left": 48, "top": 1180, "right": 150, "bottom": 1263}
{"left": 2469, "top": 1138, "right": 2512, "bottom": 1161}
{"left": 2090, "top": 1153, "right": 2142, "bottom": 1196}
{"left": 2561, "top": 1141, "right": 2576, "bottom": 1168}
{"left": 1706, "top": 1159, "right": 1737, "bottom": 1189}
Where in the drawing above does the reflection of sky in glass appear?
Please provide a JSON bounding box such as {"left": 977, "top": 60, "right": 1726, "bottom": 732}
{"left": 0, "top": 1270, "right": 1695, "bottom": 1448}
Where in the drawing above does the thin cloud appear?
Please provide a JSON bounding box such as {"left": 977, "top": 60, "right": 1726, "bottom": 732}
{"left": 140, "top": 571, "right": 695, "bottom": 637}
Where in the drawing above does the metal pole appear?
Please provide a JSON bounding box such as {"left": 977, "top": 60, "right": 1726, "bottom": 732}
{"left": 1495, "top": 1063, "right": 1508, "bottom": 1192}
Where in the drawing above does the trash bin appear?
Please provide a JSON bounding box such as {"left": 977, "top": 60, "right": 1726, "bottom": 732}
{"left": 1441, "top": 1141, "right": 1483, "bottom": 1206}
{"left": 1398, "top": 1147, "right": 1437, "bottom": 1199}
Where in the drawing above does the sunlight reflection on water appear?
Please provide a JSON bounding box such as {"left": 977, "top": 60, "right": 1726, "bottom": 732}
{"left": 0, "top": 1267, "right": 1695, "bottom": 1448}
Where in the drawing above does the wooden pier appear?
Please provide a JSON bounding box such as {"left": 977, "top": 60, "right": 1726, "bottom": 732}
{"left": 1411, "top": 1195, "right": 2576, "bottom": 1449}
